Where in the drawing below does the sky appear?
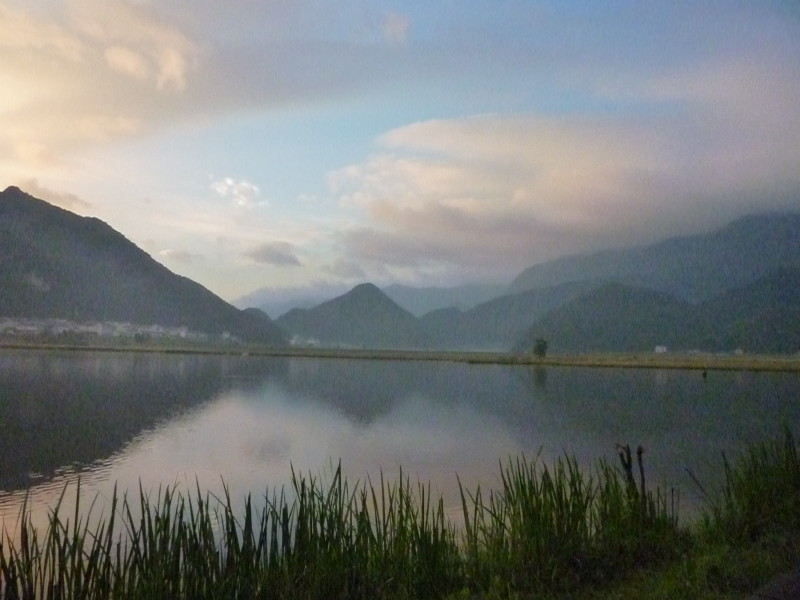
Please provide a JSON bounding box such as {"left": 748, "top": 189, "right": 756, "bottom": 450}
{"left": 2, "top": 1, "right": 800, "bottom": 304}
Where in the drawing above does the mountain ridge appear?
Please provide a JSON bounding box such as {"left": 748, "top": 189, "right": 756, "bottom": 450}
{"left": 245, "top": 212, "right": 800, "bottom": 321}
{"left": 516, "top": 267, "right": 800, "bottom": 354}
{"left": 4, "top": 185, "right": 798, "bottom": 353}
{"left": 273, "top": 210, "right": 800, "bottom": 353}
{"left": 0, "top": 186, "right": 286, "bottom": 345}
{"left": 508, "top": 212, "right": 800, "bottom": 301}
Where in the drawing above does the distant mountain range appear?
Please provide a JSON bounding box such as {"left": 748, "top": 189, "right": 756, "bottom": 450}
{"left": 0, "top": 186, "right": 286, "bottom": 345}
{"left": 403, "top": 280, "right": 598, "bottom": 350}
{"left": 508, "top": 213, "right": 800, "bottom": 301}
{"left": 236, "top": 282, "right": 504, "bottom": 318}
{"left": 277, "top": 267, "right": 800, "bottom": 354}
{"left": 275, "top": 212, "right": 800, "bottom": 354}
{"left": 516, "top": 268, "right": 800, "bottom": 354}
{"left": 274, "top": 280, "right": 599, "bottom": 350}
{"left": 3, "top": 185, "right": 799, "bottom": 354}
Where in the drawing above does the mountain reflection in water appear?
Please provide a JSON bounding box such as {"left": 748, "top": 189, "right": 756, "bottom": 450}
{"left": 1, "top": 349, "right": 798, "bottom": 529}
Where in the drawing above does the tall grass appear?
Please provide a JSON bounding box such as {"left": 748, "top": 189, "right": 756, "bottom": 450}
{"left": 0, "top": 448, "right": 686, "bottom": 599}
{"left": 706, "top": 428, "right": 800, "bottom": 543}
{"left": 459, "top": 449, "right": 682, "bottom": 597}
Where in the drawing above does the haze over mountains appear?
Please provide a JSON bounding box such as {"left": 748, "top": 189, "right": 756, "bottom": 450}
{"left": 273, "top": 212, "right": 800, "bottom": 353}
{"left": 516, "top": 269, "right": 800, "bottom": 354}
{"left": 2, "top": 185, "right": 799, "bottom": 354}
{"left": 508, "top": 214, "right": 800, "bottom": 302}
{"left": 235, "top": 282, "right": 506, "bottom": 319}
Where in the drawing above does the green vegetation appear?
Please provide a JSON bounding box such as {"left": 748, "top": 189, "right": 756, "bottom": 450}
{"left": 577, "top": 429, "right": 800, "bottom": 600}
{"left": 4, "top": 343, "right": 800, "bottom": 374}
{"left": 516, "top": 270, "right": 800, "bottom": 355}
{"left": 1, "top": 432, "right": 798, "bottom": 599}
{"left": 532, "top": 337, "right": 548, "bottom": 358}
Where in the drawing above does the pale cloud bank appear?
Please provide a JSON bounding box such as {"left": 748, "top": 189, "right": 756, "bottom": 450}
{"left": 329, "top": 53, "right": 800, "bottom": 282}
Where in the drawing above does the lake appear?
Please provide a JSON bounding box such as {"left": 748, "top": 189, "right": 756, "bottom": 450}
{"left": 1, "top": 348, "right": 798, "bottom": 533}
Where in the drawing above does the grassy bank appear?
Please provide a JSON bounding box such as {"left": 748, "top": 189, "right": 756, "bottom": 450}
{"left": 1, "top": 432, "right": 798, "bottom": 599}
{"left": 3, "top": 341, "right": 800, "bottom": 372}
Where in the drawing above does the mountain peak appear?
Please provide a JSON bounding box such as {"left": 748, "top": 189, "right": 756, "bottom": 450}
{"left": 342, "top": 282, "right": 390, "bottom": 303}
{"left": 316, "top": 282, "right": 406, "bottom": 316}
{"left": 276, "top": 282, "right": 426, "bottom": 348}
{"left": 0, "top": 187, "right": 286, "bottom": 345}
{"left": 1, "top": 185, "right": 37, "bottom": 208}
{"left": 349, "top": 282, "right": 382, "bottom": 295}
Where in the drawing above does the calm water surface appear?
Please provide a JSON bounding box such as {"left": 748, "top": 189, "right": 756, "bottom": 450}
{"left": 1, "top": 349, "right": 798, "bottom": 531}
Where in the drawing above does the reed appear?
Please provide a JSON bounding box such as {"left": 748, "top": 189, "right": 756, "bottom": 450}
{"left": 706, "top": 427, "right": 800, "bottom": 543}
{"left": 0, "top": 447, "right": 689, "bottom": 599}
{"left": 601, "top": 430, "right": 800, "bottom": 599}
{"left": 458, "top": 450, "right": 682, "bottom": 597}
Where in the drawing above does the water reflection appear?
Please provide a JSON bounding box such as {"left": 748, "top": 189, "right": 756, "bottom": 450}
{"left": 0, "top": 350, "right": 286, "bottom": 490}
{"left": 1, "top": 349, "right": 798, "bottom": 534}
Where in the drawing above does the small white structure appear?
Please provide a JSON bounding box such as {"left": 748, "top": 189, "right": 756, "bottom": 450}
{"left": 654, "top": 345, "right": 668, "bottom": 354}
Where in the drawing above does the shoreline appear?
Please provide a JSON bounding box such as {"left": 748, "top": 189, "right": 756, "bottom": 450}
{"left": 2, "top": 341, "right": 799, "bottom": 372}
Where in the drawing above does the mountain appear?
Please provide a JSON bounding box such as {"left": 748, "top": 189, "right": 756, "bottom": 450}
{"left": 455, "top": 280, "right": 601, "bottom": 349}
{"left": 381, "top": 283, "right": 505, "bottom": 316}
{"left": 276, "top": 280, "right": 598, "bottom": 351}
{"left": 508, "top": 213, "right": 800, "bottom": 302}
{"left": 515, "top": 283, "right": 692, "bottom": 353}
{"left": 0, "top": 186, "right": 286, "bottom": 344}
{"left": 275, "top": 283, "right": 428, "bottom": 348}
{"left": 271, "top": 266, "right": 800, "bottom": 354}
{"left": 237, "top": 282, "right": 504, "bottom": 319}
{"left": 420, "top": 280, "right": 601, "bottom": 350}
{"left": 246, "top": 211, "right": 800, "bottom": 352}
{"left": 691, "top": 267, "right": 800, "bottom": 353}
{"left": 418, "top": 307, "right": 464, "bottom": 346}
{"left": 516, "top": 268, "right": 800, "bottom": 354}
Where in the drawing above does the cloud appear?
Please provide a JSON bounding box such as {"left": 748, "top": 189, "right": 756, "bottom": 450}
{"left": 0, "top": 0, "right": 198, "bottom": 167}
{"left": 211, "top": 177, "right": 265, "bottom": 209}
{"left": 15, "top": 178, "right": 92, "bottom": 212}
{"left": 104, "top": 45, "right": 150, "bottom": 81}
{"left": 68, "top": 0, "right": 196, "bottom": 92}
{"left": 330, "top": 116, "right": 650, "bottom": 277}
{"left": 0, "top": 3, "right": 83, "bottom": 59}
{"left": 157, "top": 248, "right": 199, "bottom": 264}
{"left": 330, "top": 72, "right": 800, "bottom": 281}
{"left": 383, "top": 12, "right": 409, "bottom": 45}
{"left": 3, "top": 1, "right": 799, "bottom": 297}
{"left": 245, "top": 242, "right": 302, "bottom": 267}
{"left": 0, "top": 0, "right": 427, "bottom": 174}
{"left": 321, "top": 259, "right": 366, "bottom": 280}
